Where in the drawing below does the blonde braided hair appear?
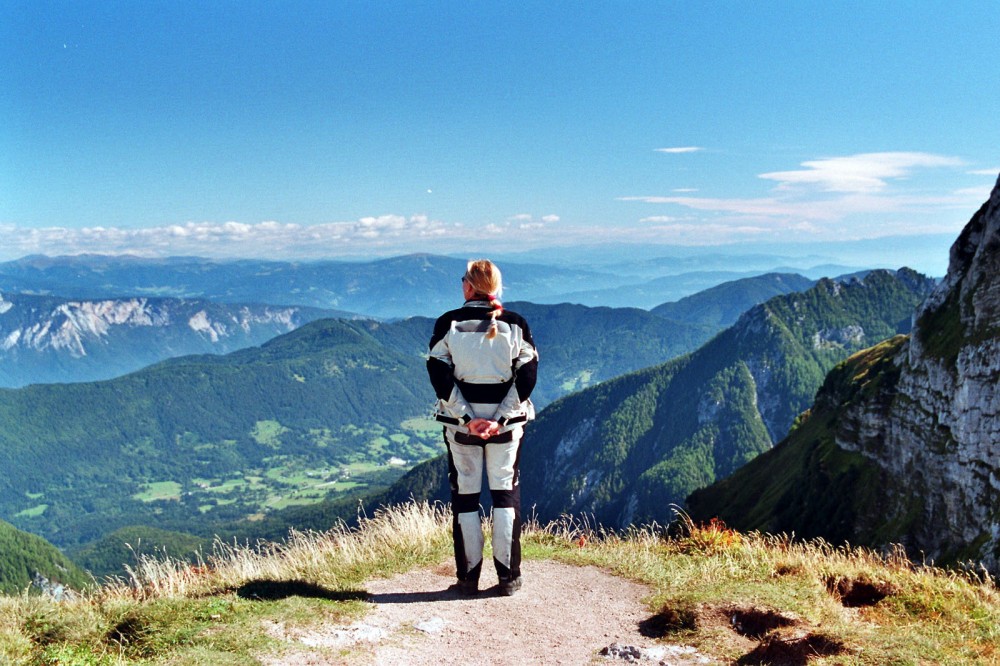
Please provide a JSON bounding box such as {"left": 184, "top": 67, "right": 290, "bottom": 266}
{"left": 464, "top": 259, "right": 504, "bottom": 339}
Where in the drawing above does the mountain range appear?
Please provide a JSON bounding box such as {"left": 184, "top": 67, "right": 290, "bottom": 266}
{"left": 688, "top": 174, "right": 1000, "bottom": 574}
{"left": 0, "top": 254, "right": 623, "bottom": 318}
{"left": 0, "top": 252, "right": 847, "bottom": 318}
{"left": 0, "top": 268, "right": 827, "bottom": 562}
{"left": 0, "top": 318, "right": 433, "bottom": 548}
{"left": 0, "top": 246, "right": 959, "bottom": 578}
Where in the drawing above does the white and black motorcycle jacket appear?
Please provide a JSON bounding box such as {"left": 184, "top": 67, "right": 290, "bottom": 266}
{"left": 427, "top": 299, "right": 538, "bottom": 438}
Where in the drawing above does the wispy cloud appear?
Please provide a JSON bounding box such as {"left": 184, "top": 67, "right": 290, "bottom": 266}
{"left": 968, "top": 168, "right": 1000, "bottom": 176}
{"left": 759, "top": 152, "right": 964, "bottom": 193}
{"left": 655, "top": 146, "right": 703, "bottom": 154}
{"left": 619, "top": 195, "right": 842, "bottom": 220}
{"left": 618, "top": 151, "right": 982, "bottom": 241}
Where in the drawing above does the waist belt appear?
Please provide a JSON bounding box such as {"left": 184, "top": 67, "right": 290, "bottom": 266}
{"left": 452, "top": 430, "right": 515, "bottom": 445}
{"left": 455, "top": 378, "right": 514, "bottom": 404}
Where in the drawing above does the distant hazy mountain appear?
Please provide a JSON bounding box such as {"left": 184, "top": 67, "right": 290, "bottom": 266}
{"left": 0, "top": 292, "right": 341, "bottom": 387}
{"left": 0, "top": 252, "right": 868, "bottom": 317}
{"left": 650, "top": 273, "right": 815, "bottom": 329}
{"left": 0, "top": 254, "right": 623, "bottom": 319}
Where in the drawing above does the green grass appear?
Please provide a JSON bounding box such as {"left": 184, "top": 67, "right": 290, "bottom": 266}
{"left": 250, "top": 420, "right": 288, "bottom": 449}
{"left": 132, "top": 481, "right": 183, "bottom": 503}
{"left": 13, "top": 505, "right": 47, "bottom": 518}
{"left": 560, "top": 369, "right": 594, "bottom": 392}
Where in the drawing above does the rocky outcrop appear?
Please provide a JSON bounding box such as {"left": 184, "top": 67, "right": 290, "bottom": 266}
{"left": 0, "top": 294, "right": 332, "bottom": 386}
{"left": 834, "top": 175, "right": 1000, "bottom": 570}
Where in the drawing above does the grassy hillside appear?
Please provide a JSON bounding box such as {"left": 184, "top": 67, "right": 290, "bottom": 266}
{"left": 1, "top": 502, "right": 996, "bottom": 664}
{"left": 68, "top": 527, "right": 211, "bottom": 581}
{"left": 0, "top": 520, "right": 89, "bottom": 596}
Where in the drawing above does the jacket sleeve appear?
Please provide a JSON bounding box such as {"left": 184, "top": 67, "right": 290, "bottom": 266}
{"left": 427, "top": 315, "right": 474, "bottom": 425}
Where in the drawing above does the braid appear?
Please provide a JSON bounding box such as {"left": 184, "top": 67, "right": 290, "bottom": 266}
{"left": 486, "top": 294, "right": 503, "bottom": 339}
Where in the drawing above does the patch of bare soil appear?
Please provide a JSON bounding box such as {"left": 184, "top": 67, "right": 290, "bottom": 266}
{"left": 262, "top": 559, "right": 717, "bottom": 665}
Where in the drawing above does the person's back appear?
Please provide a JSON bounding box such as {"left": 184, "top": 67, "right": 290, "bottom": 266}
{"left": 426, "top": 259, "right": 538, "bottom": 595}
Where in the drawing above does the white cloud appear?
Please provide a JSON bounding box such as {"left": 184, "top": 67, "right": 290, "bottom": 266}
{"left": 967, "top": 168, "right": 1000, "bottom": 176}
{"left": 638, "top": 215, "right": 679, "bottom": 223}
{"left": 504, "top": 213, "right": 560, "bottom": 229}
{"left": 0, "top": 216, "right": 453, "bottom": 260}
{"left": 759, "top": 152, "right": 964, "bottom": 193}
{"left": 655, "top": 146, "right": 703, "bottom": 154}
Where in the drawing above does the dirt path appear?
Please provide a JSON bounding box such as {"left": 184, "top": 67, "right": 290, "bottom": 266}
{"left": 263, "top": 559, "right": 716, "bottom": 665}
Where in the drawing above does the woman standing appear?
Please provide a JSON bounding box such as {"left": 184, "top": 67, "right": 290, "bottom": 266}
{"left": 427, "top": 259, "right": 538, "bottom": 596}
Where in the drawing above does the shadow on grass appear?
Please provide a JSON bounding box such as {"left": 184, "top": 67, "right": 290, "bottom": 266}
{"left": 236, "top": 579, "right": 368, "bottom": 602}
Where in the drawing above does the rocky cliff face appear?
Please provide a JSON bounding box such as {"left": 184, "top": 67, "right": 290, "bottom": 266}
{"left": 829, "top": 175, "right": 1000, "bottom": 570}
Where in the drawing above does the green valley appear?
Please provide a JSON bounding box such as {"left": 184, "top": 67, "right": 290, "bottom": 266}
{"left": 0, "top": 318, "right": 437, "bottom": 548}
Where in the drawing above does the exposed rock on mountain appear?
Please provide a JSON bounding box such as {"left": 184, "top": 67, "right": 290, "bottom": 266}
{"left": 0, "top": 293, "right": 337, "bottom": 386}
{"left": 689, "top": 175, "right": 1000, "bottom": 573}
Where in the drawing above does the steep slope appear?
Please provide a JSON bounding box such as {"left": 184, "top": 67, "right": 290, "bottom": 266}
{"left": 0, "top": 293, "right": 339, "bottom": 387}
{"left": 650, "top": 272, "right": 815, "bottom": 329}
{"left": 0, "top": 519, "right": 89, "bottom": 595}
{"left": 495, "top": 301, "right": 714, "bottom": 406}
{"left": 517, "top": 269, "right": 934, "bottom": 527}
{"left": 689, "top": 176, "right": 1000, "bottom": 573}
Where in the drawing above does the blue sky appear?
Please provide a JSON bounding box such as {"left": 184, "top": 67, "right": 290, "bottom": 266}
{"left": 2, "top": 1, "right": 998, "bottom": 263}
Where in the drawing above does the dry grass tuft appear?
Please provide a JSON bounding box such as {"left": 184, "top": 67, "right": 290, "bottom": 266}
{"left": 99, "top": 500, "right": 452, "bottom": 602}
